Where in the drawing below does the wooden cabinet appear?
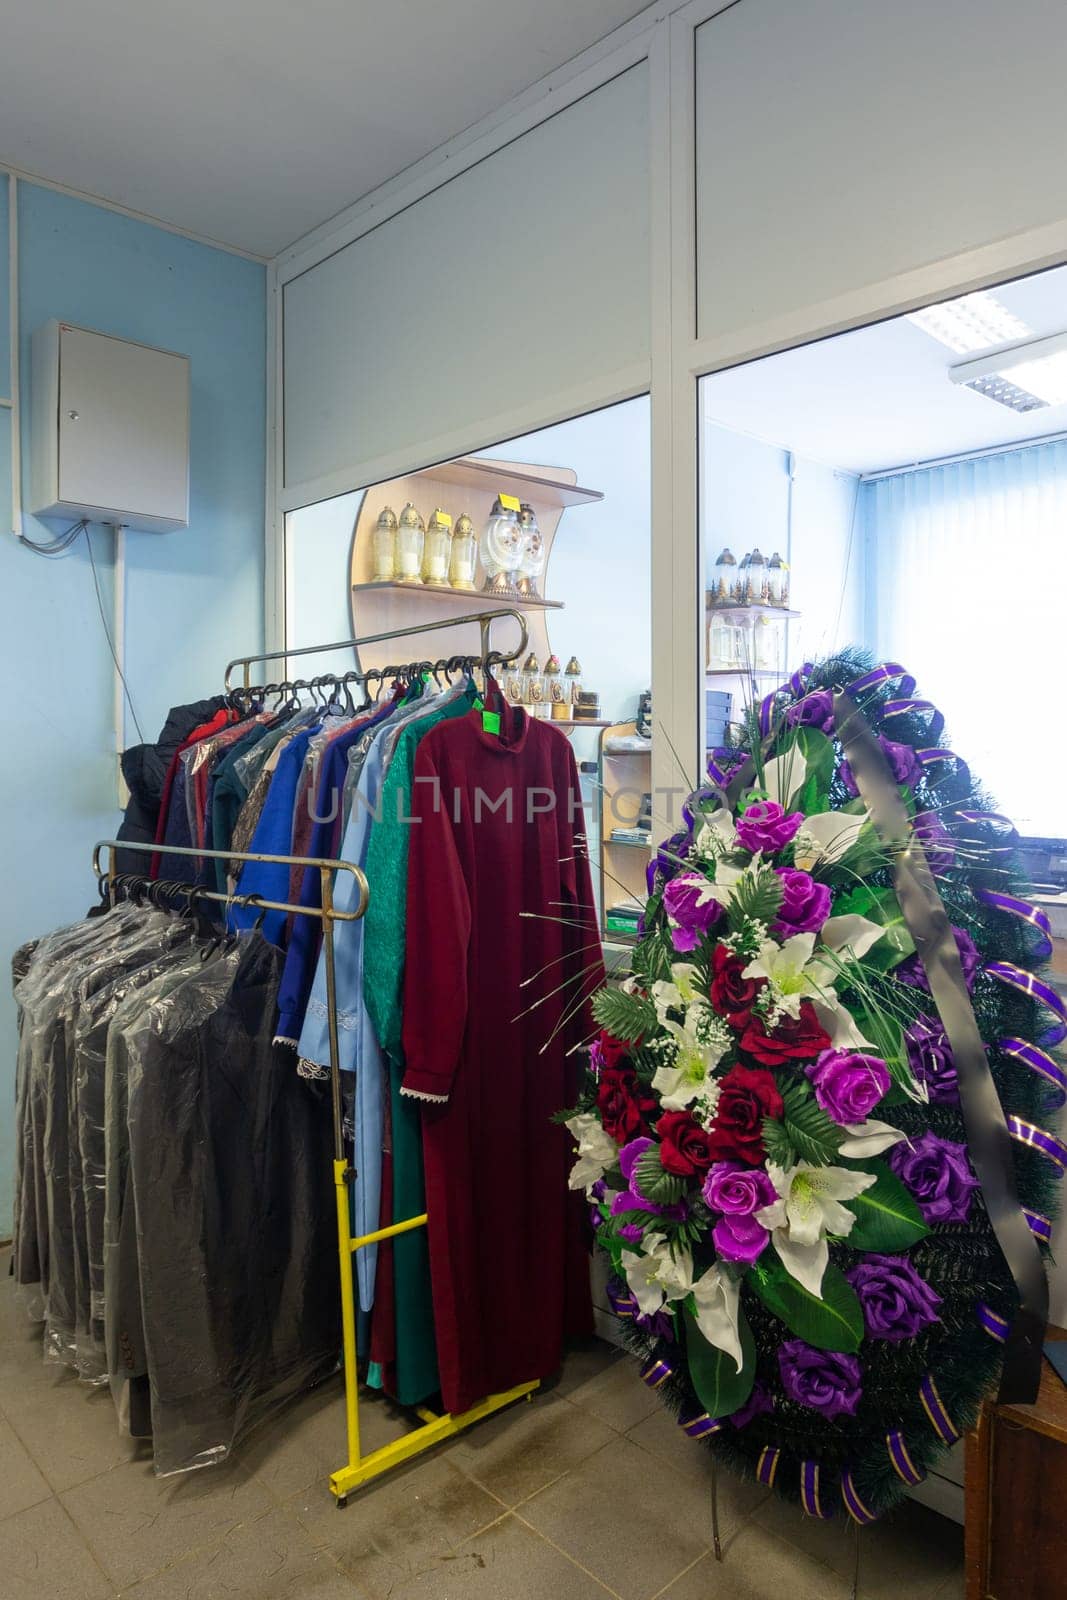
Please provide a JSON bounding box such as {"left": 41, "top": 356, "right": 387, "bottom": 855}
{"left": 965, "top": 1328, "right": 1067, "bottom": 1599}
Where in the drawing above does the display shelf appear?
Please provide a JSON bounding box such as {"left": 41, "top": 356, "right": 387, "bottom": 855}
{"left": 705, "top": 666, "right": 781, "bottom": 677}
{"left": 605, "top": 837, "right": 652, "bottom": 851}
{"left": 597, "top": 720, "right": 652, "bottom": 942}
{"left": 427, "top": 455, "right": 603, "bottom": 508}
{"left": 352, "top": 581, "right": 564, "bottom": 611}
{"left": 706, "top": 603, "right": 800, "bottom": 622}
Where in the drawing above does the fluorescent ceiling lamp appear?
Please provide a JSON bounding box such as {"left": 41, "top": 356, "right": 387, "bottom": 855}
{"left": 908, "top": 290, "right": 1032, "bottom": 354}
{"left": 949, "top": 330, "right": 1067, "bottom": 413}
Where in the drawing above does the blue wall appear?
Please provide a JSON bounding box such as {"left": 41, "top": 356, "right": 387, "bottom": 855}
{"left": 0, "top": 179, "right": 266, "bottom": 1220}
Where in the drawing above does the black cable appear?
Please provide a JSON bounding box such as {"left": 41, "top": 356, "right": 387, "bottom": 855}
{"left": 83, "top": 524, "right": 146, "bottom": 744}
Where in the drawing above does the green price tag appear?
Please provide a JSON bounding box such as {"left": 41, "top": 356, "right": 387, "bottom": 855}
{"left": 482, "top": 710, "right": 501, "bottom": 736}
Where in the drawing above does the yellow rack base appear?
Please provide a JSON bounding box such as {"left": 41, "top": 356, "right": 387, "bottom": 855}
{"left": 331, "top": 1158, "right": 539, "bottom": 1506}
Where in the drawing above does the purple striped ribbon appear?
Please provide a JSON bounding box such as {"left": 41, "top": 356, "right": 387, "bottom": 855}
{"left": 999, "top": 1037, "right": 1067, "bottom": 1103}
{"left": 1007, "top": 1115, "right": 1067, "bottom": 1172}
{"left": 977, "top": 1303, "right": 1010, "bottom": 1343}
{"left": 919, "top": 1375, "right": 960, "bottom": 1445}
{"left": 886, "top": 1431, "right": 925, "bottom": 1486}
{"left": 840, "top": 1467, "right": 878, "bottom": 1525}
{"left": 956, "top": 810, "right": 1019, "bottom": 854}
{"left": 606, "top": 1281, "right": 637, "bottom": 1319}
{"left": 882, "top": 698, "right": 946, "bottom": 740}
{"left": 678, "top": 1409, "right": 723, "bottom": 1440}
{"left": 640, "top": 1356, "right": 674, "bottom": 1389}
{"left": 847, "top": 662, "right": 916, "bottom": 697}
{"left": 917, "top": 747, "right": 971, "bottom": 786}
{"left": 1024, "top": 1207, "right": 1053, "bottom": 1245}
{"left": 755, "top": 1445, "right": 780, "bottom": 1488}
{"left": 800, "top": 1460, "right": 833, "bottom": 1518}
{"left": 986, "top": 962, "right": 1067, "bottom": 1046}
{"left": 757, "top": 663, "right": 817, "bottom": 735}
{"left": 976, "top": 891, "right": 1054, "bottom": 962}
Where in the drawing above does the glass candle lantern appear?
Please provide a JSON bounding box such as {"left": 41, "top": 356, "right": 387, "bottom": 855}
{"left": 767, "top": 551, "right": 785, "bottom": 605}
{"left": 544, "top": 653, "right": 564, "bottom": 717}
{"left": 395, "top": 502, "right": 425, "bottom": 583}
{"left": 522, "top": 651, "right": 545, "bottom": 714}
{"left": 564, "top": 655, "right": 582, "bottom": 705}
{"left": 481, "top": 495, "right": 522, "bottom": 593}
{"left": 422, "top": 507, "right": 453, "bottom": 586}
{"left": 372, "top": 506, "right": 398, "bottom": 582}
{"left": 748, "top": 548, "right": 768, "bottom": 605}
{"left": 516, "top": 503, "right": 545, "bottom": 598}
{"left": 711, "top": 547, "right": 738, "bottom": 606}
{"left": 737, "top": 552, "right": 751, "bottom": 605}
{"left": 449, "top": 512, "right": 477, "bottom": 590}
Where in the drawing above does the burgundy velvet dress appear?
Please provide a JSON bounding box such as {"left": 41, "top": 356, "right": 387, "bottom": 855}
{"left": 400, "top": 703, "right": 602, "bottom": 1414}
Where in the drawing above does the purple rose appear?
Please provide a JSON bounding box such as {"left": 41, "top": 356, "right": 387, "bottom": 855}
{"left": 614, "top": 1138, "right": 688, "bottom": 1224}
{"left": 635, "top": 1308, "right": 676, "bottom": 1341}
{"left": 647, "top": 828, "right": 693, "bottom": 895}
{"left": 730, "top": 1380, "right": 774, "bottom": 1429}
{"left": 736, "top": 800, "right": 804, "bottom": 855}
{"left": 846, "top": 1253, "right": 942, "bottom": 1342}
{"left": 898, "top": 927, "right": 981, "bottom": 993}
{"left": 806, "top": 1049, "right": 891, "bottom": 1125}
{"left": 703, "top": 1161, "right": 778, "bottom": 1216}
{"left": 905, "top": 1015, "right": 959, "bottom": 1105}
{"left": 889, "top": 1131, "right": 979, "bottom": 1224}
{"left": 913, "top": 811, "right": 956, "bottom": 875}
{"left": 708, "top": 746, "right": 747, "bottom": 781}
{"left": 779, "top": 1340, "right": 863, "bottom": 1419}
{"left": 785, "top": 691, "right": 834, "bottom": 734}
{"left": 772, "top": 868, "right": 832, "bottom": 937}
{"left": 712, "top": 1210, "right": 770, "bottom": 1266}
{"left": 662, "top": 872, "right": 723, "bottom": 952}
{"left": 841, "top": 736, "right": 922, "bottom": 798}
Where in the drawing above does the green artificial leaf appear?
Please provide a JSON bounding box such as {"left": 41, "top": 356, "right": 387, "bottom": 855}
{"left": 780, "top": 727, "right": 835, "bottom": 809}
{"left": 634, "top": 1148, "right": 686, "bottom": 1205}
{"left": 842, "top": 1160, "right": 929, "bottom": 1251}
{"left": 631, "top": 929, "right": 674, "bottom": 988}
{"left": 683, "top": 1300, "right": 756, "bottom": 1419}
{"left": 761, "top": 1116, "right": 797, "bottom": 1170}
{"left": 750, "top": 1256, "right": 863, "bottom": 1352}
{"left": 847, "top": 1002, "right": 915, "bottom": 1094}
{"left": 779, "top": 1079, "right": 843, "bottom": 1167}
{"left": 591, "top": 985, "right": 658, "bottom": 1043}
{"left": 833, "top": 885, "right": 915, "bottom": 971}
{"left": 727, "top": 863, "right": 785, "bottom": 934}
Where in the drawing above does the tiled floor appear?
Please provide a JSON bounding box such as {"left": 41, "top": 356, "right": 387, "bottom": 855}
{"left": 0, "top": 1250, "right": 964, "bottom": 1600}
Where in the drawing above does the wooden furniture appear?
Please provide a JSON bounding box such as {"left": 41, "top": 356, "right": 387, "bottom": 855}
{"left": 965, "top": 1326, "right": 1067, "bottom": 1599}
{"left": 597, "top": 720, "right": 652, "bottom": 942}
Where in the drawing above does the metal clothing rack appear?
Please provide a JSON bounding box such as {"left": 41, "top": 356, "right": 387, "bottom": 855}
{"left": 94, "top": 605, "right": 540, "bottom": 1507}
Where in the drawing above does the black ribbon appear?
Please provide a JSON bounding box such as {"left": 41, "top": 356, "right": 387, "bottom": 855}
{"left": 833, "top": 691, "right": 1047, "bottom": 1404}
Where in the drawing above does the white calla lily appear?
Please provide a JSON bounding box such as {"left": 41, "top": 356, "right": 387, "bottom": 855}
{"left": 819, "top": 914, "right": 885, "bottom": 962}
{"left": 793, "top": 810, "right": 867, "bottom": 872}
{"left": 756, "top": 1161, "right": 877, "bottom": 1296}
{"left": 836, "top": 1119, "right": 908, "bottom": 1159}
{"left": 759, "top": 749, "right": 809, "bottom": 808}
{"left": 690, "top": 1264, "right": 744, "bottom": 1371}
{"left": 565, "top": 1113, "right": 619, "bottom": 1194}
{"left": 623, "top": 1233, "right": 694, "bottom": 1315}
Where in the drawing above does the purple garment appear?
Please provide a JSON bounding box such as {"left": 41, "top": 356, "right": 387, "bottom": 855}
{"left": 772, "top": 868, "right": 831, "bottom": 936}
{"left": 779, "top": 1340, "right": 862, "bottom": 1419}
{"left": 806, "top": 1049, "right": 890, "bottom": 1125}
{"left": 846, "top": 1253, "right": 941, "bottom": 1341}
{"left": 889, "top": 1131, "right": 979, "bottom": 1224}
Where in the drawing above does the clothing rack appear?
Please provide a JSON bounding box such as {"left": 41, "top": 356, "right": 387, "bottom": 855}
{"left": 93, "top": 605, "right": 543, "bottom": 1506}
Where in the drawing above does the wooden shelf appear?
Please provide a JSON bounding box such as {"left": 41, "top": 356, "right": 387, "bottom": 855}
{"left": 352, "top": 581, "right": 564, "bottom": 611}
{"left": 605, "top": 836, "right": 652, "bottom": 851}
{"left": 425, "top": 455, "right": 603, "bottom": 508}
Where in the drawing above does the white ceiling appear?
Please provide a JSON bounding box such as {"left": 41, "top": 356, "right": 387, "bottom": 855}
{"left": 702, "top": 264, "right": 1067, "bottom": 475}
{"left": 0, "top": 0, "right": 649, "bottom": 258}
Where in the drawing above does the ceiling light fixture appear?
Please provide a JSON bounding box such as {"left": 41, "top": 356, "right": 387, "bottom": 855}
{"left": 907, "top": 290, "right": 1033, "bottom": 354}
{"left": 949, "top": 330, "right": 1067, "bottom": 412}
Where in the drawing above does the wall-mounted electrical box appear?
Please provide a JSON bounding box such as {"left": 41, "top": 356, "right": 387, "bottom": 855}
{"left": 29, "top": 320, "right": 190, "bottom": 532}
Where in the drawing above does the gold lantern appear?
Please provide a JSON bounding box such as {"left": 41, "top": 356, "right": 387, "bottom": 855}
{"left": 449, "top": 512, "right": 477, "bottom": 591}
{"left": 395, "top": 503, "right": 425, "bottom": 583}
{"left": 422, "top": 507, "right": 453, "bottom": 587}
{"left": 372, "top": 506, "right": 398, "bottom": 582}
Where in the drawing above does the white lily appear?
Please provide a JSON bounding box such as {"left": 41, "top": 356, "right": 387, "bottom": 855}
{"left": 691, "top": 1264, "right": 744, "bottom": 1371}
{"left": 819, "top": 914, "right": 885, "bottom": 963}
{"left": 623, "top": 1233, "right": 694, "bottom": 1316}
{"left": 650, "top": 963, "right": 701, "bottom": 1022}
{"left": 652, "top": 1012, "right": 728, "bottom": 1110}
{"left": 565, "top": 1112, "right": 619, "bottom": 1194}
{"left": 793, "top": 810, "right": 867, "bottom": 872}
{"left": 756, "top": 1161, "right": 877, "bottom": 1296}
{"left": 837, "top": 1118, "right": 907, "bottom": 1159}
{"left": 759, "top": 749, "right": 809, "bottom": 808}
{"left": 743, "top": 932, "right": 820, "bottom": 1018}
{"left": 693, "top": 807, "right": 738, "bottom": 860}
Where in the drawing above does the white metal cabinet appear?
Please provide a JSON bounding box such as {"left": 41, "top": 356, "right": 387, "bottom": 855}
{"left": 30, "top": 320, "right": 189, "bottom": 531}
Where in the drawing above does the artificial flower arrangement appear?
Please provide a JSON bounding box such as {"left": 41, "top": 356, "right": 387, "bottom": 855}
{"left": 564, "top": 652, "right": 1064, "bottom": 1522}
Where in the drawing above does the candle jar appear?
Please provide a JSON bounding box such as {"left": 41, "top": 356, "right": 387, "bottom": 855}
{"left": 748, "top": 547, "right": 768, "bottom": 605}
{"left": 522, "top": 651, "right": 545, "bottom": 715}
{"left": 564, "top": 655, "right": 582, "bottom": 706}
{"left": 395, "top": 503, "right": 425, "bottom": 583}
{"left": 767, "top": 550, "right": 785, "bottom": 606}
{"left": 481, "top": 495, "right": 522, "bottom": 593}
{"left": 737, "top": 552, "right": 751, "bottom": 605}
{"left": 449, "top": 512, "right": 477, "bottom": 590}
{"left": 372, "top": 506, "right": 398, "bottom": 582}
{"left": 544, "top": 653, "right": 564, "bottom": 719}
{"left": 422, "top": 507, "right": 453, "bottom": 586}
{"left": 711, "top": 547, "right": 738, "bottom": 606}
{"left": 516, "top": 503, "right": 545, "bottom": 598}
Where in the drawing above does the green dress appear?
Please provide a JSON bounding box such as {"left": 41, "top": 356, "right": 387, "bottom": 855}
{"left": 363, "top": 694, "right": 471, "bottom": 1404}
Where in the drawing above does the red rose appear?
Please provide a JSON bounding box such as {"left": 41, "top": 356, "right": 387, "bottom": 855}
{"left": 706, "top": 1065, "right": 784, "bottom": 1166}
{"left": 657, "top": 1110, "right": 716, "bottom": 1176}
{"left": 710, "top": 944, "right": 766, "bottom": 1029}
{"left": 593, "top": 1030, "right": 629, "bottom": 1071}
{"left": 739, "top": 1001, "right": 831, "bottom": 1067}
{"left": 596, "top": 1066, "right": 657, "bottom": 1144}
